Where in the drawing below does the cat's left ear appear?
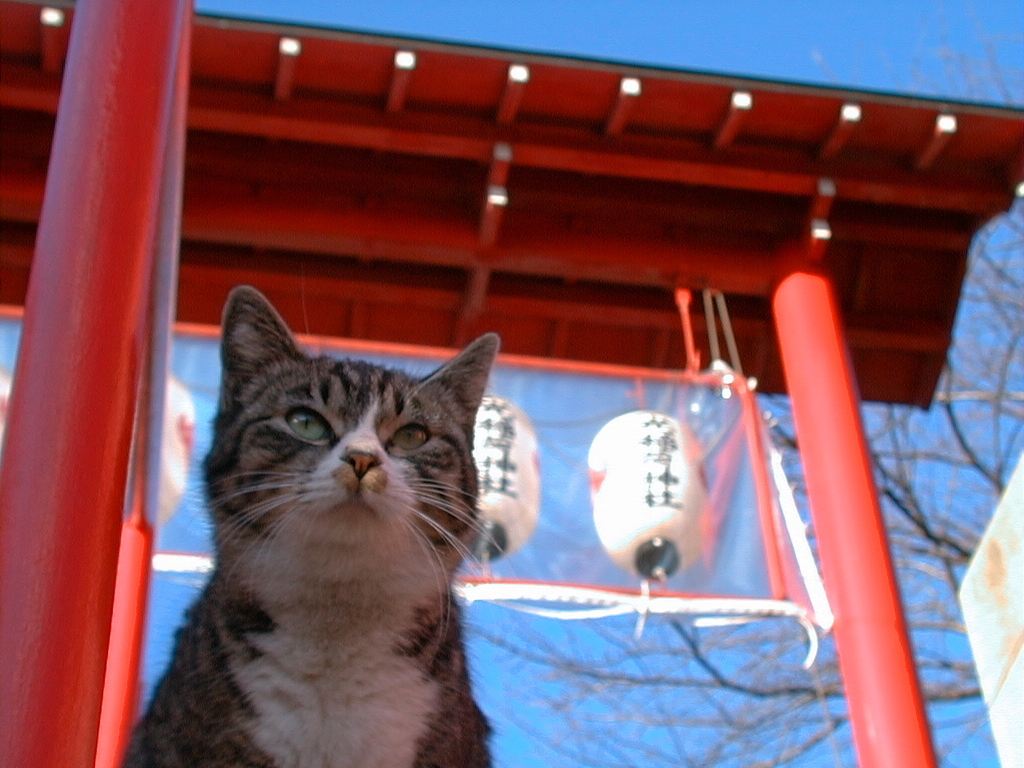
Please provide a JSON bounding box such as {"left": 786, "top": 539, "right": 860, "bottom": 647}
{"left": 219, "top": 286, "right": 303, "bottom": 403}
{"left": 422, "top": 333, "right": 500, "bottom": 421}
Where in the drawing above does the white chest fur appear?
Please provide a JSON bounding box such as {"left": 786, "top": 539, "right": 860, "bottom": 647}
{"left": 223, "top": 423, "right": 460, "bottom": 768}
{"left": 236, "top": 622, "right": 437, "bottom": 768}
{"left": 228, "top": 497, "right": 450, "bottom": 768}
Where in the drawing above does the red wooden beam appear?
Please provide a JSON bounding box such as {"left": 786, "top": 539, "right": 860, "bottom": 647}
{"left": 39, "top": 6, "right": 69, "bottom": 74}
{"left": 387, "top": 49, "right": 416, "bottom": 113}
{"left": 915, "top": 113, "right": 958, "bottom": 171}
{"left": 487, "top": 141, "right": 513, "bottom": 188}
{"left": 809, "top": 177, "right": 836, "bottom": 221}
{"left": 479, "top": 142, "right": 513, "bottom": 249}
{"left": 605, "top": 76, "right": 642, "bottom": 136}
{"left": 478, "top": 185, "right": 508, "bottom": 248}
{"left": 819, "top": 102, "right": 862, "bottom": 160}
{"left": 807, "top": 217, "right": 832, "bottom": 261}
{"left": 1, "top": 64, "right": 1012, "bottom": 215}
{"left": 0, "top": 2, "right": 192, "bottom": 767}
{"left": 714, "top": 90, "right": 753, "bottom": 149}
{"left": 496, "top": 63, "right": 529, "bottom": 125}
{"left": 274, "top": 36, "right": 301, "bottom": 101}
{"left": 773, "top": 267, "right": 938, "bottom": 768}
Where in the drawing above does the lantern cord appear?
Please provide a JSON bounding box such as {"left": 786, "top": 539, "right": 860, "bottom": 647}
{"left": 701, "top": 289, "right": 744, "bottom": 375}
{"left": 481, "top": 601, "right": 637, "bottom": 621}
{"left": 800, "top": 615, "right": 819, "bottom": 668}
{"left": 714, "top": 291, "right": 743, "bottom": 377}
{"left": 693, "top": 613, "right": 820, "bottom": 668}
{"left": 702, "top": 290, "right": 721, "bottom": 363}
{"left": 633, "top": 579, "right": 653, "bottom": 641}
{"left": 768, "top": 442, "right": 834, "bottom": 631}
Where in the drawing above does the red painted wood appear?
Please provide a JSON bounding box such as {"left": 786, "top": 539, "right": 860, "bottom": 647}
{"left": 773, "top": 269, "right": 937, "bottom": 768}
{"left": 0, "top": 0, "right": 1019, "bottom": 407}
{"left": 93, "top": 512, "right": 155, "bottom": 768}
{"left": 93, "top": 4, "right": 193, "bottom": 765}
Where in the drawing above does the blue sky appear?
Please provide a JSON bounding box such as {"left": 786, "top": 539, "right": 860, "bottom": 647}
{"left": 198, "top": 0, "right": 1024, "bottom": 105}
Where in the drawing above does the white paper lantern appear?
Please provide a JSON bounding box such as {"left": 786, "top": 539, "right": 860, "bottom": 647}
{"left": 158, "top": 376, "right": 196, "bottom": 526}
{"left": 589, "top": 410, "right": 707, "bottom": 579}
{"left": 473, "top": 395, "right": 541, "bottom": 560}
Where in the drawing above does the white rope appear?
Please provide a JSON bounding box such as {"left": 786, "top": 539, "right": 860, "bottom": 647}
{"left": 152, "top": 552, "right": 213, "bottom": 573}
{"left": 701, "top": 288, "right": 743, "bottom": 374}
{"left": 769, "top": 445, "right": 835, "bottom": 631}
{"left": 633, "top": 578, "right": 653, "bottom": 640}
{"left": 702, "top": 290, "right": 721, "bottom": 363}
{"left": 457, "top": 580, "right": 821, "bottom": 665}
{"left": 714, "top": 290, "right": 743, "bottom": 376}
{"left": 152, "top": 555, "right": 822, "bottom": 666}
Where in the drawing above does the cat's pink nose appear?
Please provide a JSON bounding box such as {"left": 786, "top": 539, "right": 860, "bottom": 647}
{"left": 345, "top": 450, "right": 380, "bottom": 478}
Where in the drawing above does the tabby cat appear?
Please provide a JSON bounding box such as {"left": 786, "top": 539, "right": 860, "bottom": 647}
{"left": 124, "top": 286, "right": 496, "bottom": 768}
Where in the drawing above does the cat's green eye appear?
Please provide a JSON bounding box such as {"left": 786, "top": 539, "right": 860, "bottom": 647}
{"left": 285, "top": 407, "right": 332, "bottom": 443}
{"left": 391, "top": 423, "right": 429, "bottom": 451}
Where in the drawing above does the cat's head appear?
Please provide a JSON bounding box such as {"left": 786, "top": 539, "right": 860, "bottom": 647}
{"left": 204, "top": 286, "right": 499, "bottom": 581}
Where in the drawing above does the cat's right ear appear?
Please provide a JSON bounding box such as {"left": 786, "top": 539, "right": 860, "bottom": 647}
{"left": 219, "top": 286, "right": 301, "bottom": 397}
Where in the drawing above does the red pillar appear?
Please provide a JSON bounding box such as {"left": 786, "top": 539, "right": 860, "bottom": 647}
{"left": 93, "top": 511, "right": 155, "bottom": 768}
{"left": 93, "top": 5, "right": 193, "bottom": 764}
{"left": 0, "top": 1, "right": 193, "bottom": 767}
{"left": 773, "top": 270, "right": 937, "bottom": 768}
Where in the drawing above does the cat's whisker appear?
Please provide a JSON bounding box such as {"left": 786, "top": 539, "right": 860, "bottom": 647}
{"left": 396, "top": 514, "right": 459, "bottom": 646}
{"left": 215, "top": 492, "right": 311, "bottom": 548}
{"left": 403, "top": 504, "right": 479, "bottom": 566}
{"left": 406, "top": 492, "right": 482, "bottom": 538}
{"left": 218, "top": 491, "right": 294, "bottom": 525}
{"left": 209, "top": 474, "right": 309, "bottom": 506}
{"left": 406, "top": 478, "right": 483, "bottom": 529}
{"left": 411, "top": 498, "right": 487, "bottom": 545}
{"left": 397, "top": 515, "right": 452, "bottom": 608}
{"left": 248, "top": 504, "right": 301, "bottom": 562}
{"left": 210, "top": 472, "right": 327, "bottom": 516}
{"left": 407, "top": 489, "right": 477, "bottom": 521}
{"left": 407, "top": 475, "right": 475, "bottom": 498}
{"left": 218, "top": 496, "right": 317, "bottom": 583}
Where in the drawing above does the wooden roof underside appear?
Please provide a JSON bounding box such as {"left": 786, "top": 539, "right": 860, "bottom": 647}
{"left": 1, "top": 1, "right": 1021, "bottom": 405}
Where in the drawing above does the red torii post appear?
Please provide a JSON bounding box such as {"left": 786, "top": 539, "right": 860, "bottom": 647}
{"left": 772, "top": 239, "right": 938, "bottom": 768}
{"left": 0, "top": 2, "right": 193, "bottom": 768}
{"left": 93, "top": 7, "right": 194, "bottom": 767}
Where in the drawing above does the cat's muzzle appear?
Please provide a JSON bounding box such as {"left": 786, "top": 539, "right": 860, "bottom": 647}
{"left": 335, "top": 450, "right": 389, "bottom": 494}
